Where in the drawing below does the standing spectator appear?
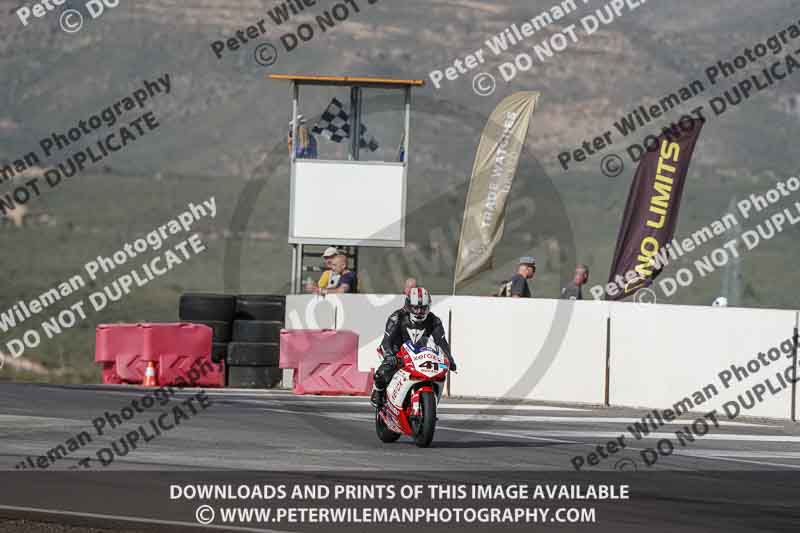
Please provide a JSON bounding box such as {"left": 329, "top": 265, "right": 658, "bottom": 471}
{"left": 499, "top": 256, "right": 535, "bottom": 298}
{"left": 403, "top": 278, "right": 417, "bottom": 295}
{"left": 287, "top": 114, "right": 318, "bottom": 159}
{"left": 561, "top": 264, "right": 589, "bottom": 300}
{"left": 326, "top": 254, "right": 357, "bottom": 294}
{"left": 397, "top": 132, "right": 406, "bottom": 162}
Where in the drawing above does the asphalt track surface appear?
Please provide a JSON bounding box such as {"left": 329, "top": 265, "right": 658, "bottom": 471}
{"left": 2, "top": 383, "right": 800, "bottom": 532}
{"left": 3, "top": 383, "right": 800, "bottom": 471}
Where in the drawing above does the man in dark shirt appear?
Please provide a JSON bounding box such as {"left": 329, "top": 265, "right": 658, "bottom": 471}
{"left": 509, "top": 256, "right": 536, "bottom": 298}
{"left": 325, "top": 254, "right": 357, "bottom": 293}
{"left": 561, "top": 264, "right": 589, "bottom": 300}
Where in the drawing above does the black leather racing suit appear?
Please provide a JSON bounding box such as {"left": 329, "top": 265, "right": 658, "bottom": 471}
{"left": 373, "top": 309, "right": 455, "bottom": 390}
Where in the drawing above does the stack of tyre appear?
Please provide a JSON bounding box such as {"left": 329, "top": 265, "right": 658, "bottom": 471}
{"left": 228, "top": 295, "right": 285, "bottom": 388}
{"left": 178, "top": 294, "right": 234, "bottom": 369}
{"left": 178, "top": 294, "right": 286, "bottom": 388}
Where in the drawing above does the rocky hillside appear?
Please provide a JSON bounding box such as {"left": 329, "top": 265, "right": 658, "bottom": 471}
{"left": 1, "top": 0, "right": 798, "bottom": 178}
{"left": 0, "top": 0, "right": 799, "bottom": 306}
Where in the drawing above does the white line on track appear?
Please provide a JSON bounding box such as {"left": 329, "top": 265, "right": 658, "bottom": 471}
{"left": 257, "top": 408, "right": 800, "bottom": 470}
{"left": 503, "top": 430, "right": 800, "bottom": 443}
{"left": 679, "top": 450, "right": 800, "bottom": 459}
{"left": 436, "top": 425, "right": 582, "bottom": 445}
{"left": 200, "top": 391, "right": 592, "bottom": 412}
{"left": 261, "top": 407, "right": 800, "bottom": 448}
{"left": 441, "top": 429, "right": 800, "bottom": 470}
{"left": 206, "top": 395, "right": 778, "bottom": 428}
{"left": 436, "top": 403, "right": 588, "bottom": 412}
{"left": 432, "top": 415, "right": 772, "bottom": 427}
{"left": 249, "top": 399, "right": 589, "bottom": 412}
{"left": 0, "top": 415, "right": 85, "bottom": 428}
{"left": 675, "top": 454, "right": 800, "bottom": 470}
{"left": 204, "top": 389, "right": 295, "bottom": 395}
{"left": 259, "top": 408, "right": 583, "bottom": 446}
{"left": 256, "top": 407, "right": 773, "bottom": 428}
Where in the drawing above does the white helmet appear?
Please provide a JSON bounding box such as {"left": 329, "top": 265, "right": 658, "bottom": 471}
{"left": 405, "top": 287, "right": 431, "bottom": 323}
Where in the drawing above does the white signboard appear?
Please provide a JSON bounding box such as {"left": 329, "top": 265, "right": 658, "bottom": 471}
{"left": 290, "top": 160, "right": 406, "bottom": 246}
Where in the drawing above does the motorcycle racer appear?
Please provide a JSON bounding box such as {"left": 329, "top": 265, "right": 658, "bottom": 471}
{"left": 370, "top": 288, "right": 456, "bottom": 408}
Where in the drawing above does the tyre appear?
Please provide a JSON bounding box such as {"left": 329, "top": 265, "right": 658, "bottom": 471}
{"left": 227, "top": 366, "right": 282, "bottom": 388}
{"left": 237, "top": 294, "right": 286, "bottom": 304}
{"left": 232, "top": 320, "right": 282, "bottom": 343}
{"left": 179, "top": 294, "right": 236, "bottom": 322}
{"left": 187, "top": 320, "right": 232, "bottom": 342}
{"left": 227, "top": 342, "right": 280, "bottom": 366}
{"left": 211, "top": 342, "right": 227, "bottom": 364}
{"left": 375, "top": 410, "right": 401, "bottom": 443}
{"left": 412, "top": 391, "right": 437, "bottom": 448}
{"left": 235, "top": 296, "right": 285, "bottom": 321}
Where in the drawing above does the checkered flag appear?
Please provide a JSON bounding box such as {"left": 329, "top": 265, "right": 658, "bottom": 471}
{"left": 311, "top": 98, "right": 380, "bottom": 152}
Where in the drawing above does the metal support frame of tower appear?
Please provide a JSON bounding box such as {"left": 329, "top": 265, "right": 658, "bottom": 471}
{"left": 276, "top": 75, "right": 420, "bottom": 294}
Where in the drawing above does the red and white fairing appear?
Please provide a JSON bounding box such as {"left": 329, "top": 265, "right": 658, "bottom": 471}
{"left": 378, "top": 341, "right": 449, "bottom": 435}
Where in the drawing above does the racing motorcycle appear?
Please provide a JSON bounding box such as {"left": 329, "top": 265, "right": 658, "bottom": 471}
{"left": 375, "top": 340, "right": 450, "bottom": 448}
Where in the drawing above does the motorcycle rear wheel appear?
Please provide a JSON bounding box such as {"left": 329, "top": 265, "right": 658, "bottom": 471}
{"left": 375, "top": 410, "right": 401, "bottom": 443}
{"left": 412, "top": 391, "right": 437, "bottom": 448}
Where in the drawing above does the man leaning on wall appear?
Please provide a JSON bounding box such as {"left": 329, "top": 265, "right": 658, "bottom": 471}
{"left": 509, "top": 256, "right": 536, "bottom": 298}
{"left": 322, "top": 253, "right": 357, "bottom": 294}
{"left": 561, "top": 264, "right": 589, "bottom": 300}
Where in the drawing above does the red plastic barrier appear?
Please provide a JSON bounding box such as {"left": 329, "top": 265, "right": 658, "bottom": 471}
{"left": 95, "top": 323, "right": 143, "bottom": 363}
{"left": 159, "top": 353, "right": 224, "bottom": 387}
{"left": 99, "top": 363, "right": 124, "bottom": 385}
{"left": 142, "top": 323, "right": 220, "bottom": 386}
{"left": 95, "top": 323, "right": 222, "bottom": 386}
{"left": 115, "top": 348, "right": 157, "bottom": 384}
{"left": 279, "top": 329, "right": 373, "bottom": 395}
{"left": 95, "top": 324, "right": 145, "bottom": 383}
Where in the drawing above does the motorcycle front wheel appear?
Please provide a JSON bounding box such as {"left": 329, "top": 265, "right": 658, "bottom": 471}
{"left": 375, "top": 410, "right": 401, "bottom": 443}
{"left": 412, "top": 391, "right": 437, "bottom": 448}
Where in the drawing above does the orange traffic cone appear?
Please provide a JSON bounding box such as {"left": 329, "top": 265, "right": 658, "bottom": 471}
{"left": 143, "top": 361, "right": 158, "bottom": 387}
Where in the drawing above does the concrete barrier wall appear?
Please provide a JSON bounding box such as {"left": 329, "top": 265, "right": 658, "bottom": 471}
{"left": 447, "top": 297, "right": 609, "bottom": 403}
{"left": 285, "top": 294, "right": 336, "bottom": 330}
{"left": 285, "top": 294, "right": 800, "bottom": 419}
{"left": 331, "top": 294, "right": 406, "bottom": 371}
{"left": 286, "top": 294, "right": 609, "bottom": 403}
{"left": 609, "top": 302, "right": 798, "bottom": 419}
